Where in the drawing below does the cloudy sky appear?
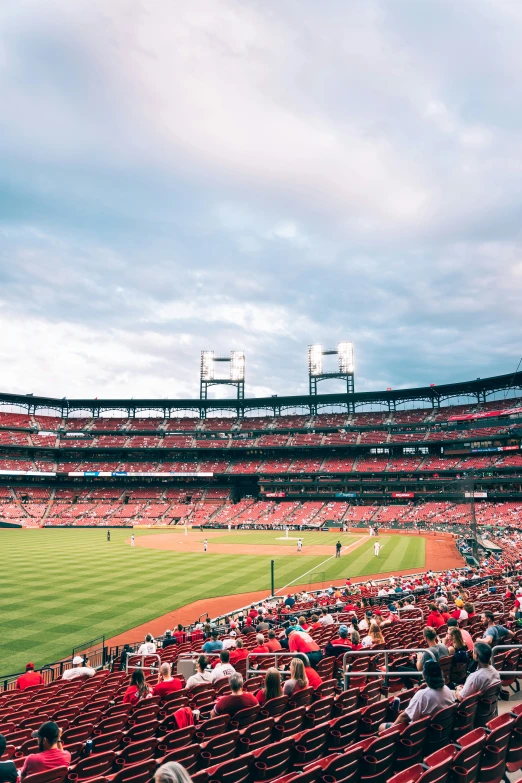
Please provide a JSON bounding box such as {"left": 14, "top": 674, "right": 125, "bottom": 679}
{"left": 1, "top": 0, "right": 521, "bottom": 402}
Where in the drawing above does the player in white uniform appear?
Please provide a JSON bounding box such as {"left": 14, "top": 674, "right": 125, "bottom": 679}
{"left": 374, "top": 541, "right": 381, "bottom": 557}
{"left": 204, "top": 539, "right": 208, "bottom": 552}
{"left": 297, "top": 538, "right": 303, "bottom": 553}
{"left": 131, "top": 534, "right": 135, "bottom": 547}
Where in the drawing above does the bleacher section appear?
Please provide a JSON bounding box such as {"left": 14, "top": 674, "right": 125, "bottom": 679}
{"left": 3, "top": 555, "right": 522, "bottom": 783}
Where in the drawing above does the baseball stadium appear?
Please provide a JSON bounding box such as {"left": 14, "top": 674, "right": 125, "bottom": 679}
{"left": 2, "top": 359, "right": 522, "bottom": 770}
{"left": 3, "top": 2, "right": 522, "bottom": 779}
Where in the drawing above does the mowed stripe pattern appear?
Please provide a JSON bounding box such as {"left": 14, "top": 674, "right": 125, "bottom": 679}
{"left": 0, "top": 529, "right": 424, "bottom": 676}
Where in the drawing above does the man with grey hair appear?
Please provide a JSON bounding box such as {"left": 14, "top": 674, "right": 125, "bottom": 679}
{"left": 212, "top": 672, "right": 257, "bottom": 717}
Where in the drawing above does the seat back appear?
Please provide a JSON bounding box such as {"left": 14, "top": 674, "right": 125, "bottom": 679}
{"left": 288, "top": 687, "right": 314, "bottom": 710}
{"left": 229, "top": 704, "right": 260, "bottom": 730}
{"left": 475, "top": 684, "right": 500, "bottom": 728}
{"left": 253, "top": 737, "right": 295, "bottom": 781}
{"left": 261, "top": 696, "right": 288, "bottom": 718}
{"left": 239, "top": 718, "right": 274, "bottom": 752}
{"left": 23, "top": 767, "right": 69, "bottom": 783}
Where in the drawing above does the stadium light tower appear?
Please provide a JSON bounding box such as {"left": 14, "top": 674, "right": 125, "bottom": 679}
{"left": 200, "top": 350, "right": 245, "bottom": 413}
{"left": 308, "top": 342, "right": 355, "bottom": 413}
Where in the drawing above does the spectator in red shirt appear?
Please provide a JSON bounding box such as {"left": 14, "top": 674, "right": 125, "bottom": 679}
{"left": 251, "top": 634, "right": 269, "bottom": 654}
{"left": 309, "top": 614, "right": 322, "bottom": 630}
{"left": 191, "top": 626, "right": 203, "bottom": 643}
{"left": 426, "top": 605, "right": 444, "bottom": 629}
{"left": 153, "top": 663, "right": 183, "bottom": 700}
{"left": 255, "top": 667, "right": 282, "bottom": 705}
{"left": 229, "top": 638, "right": 249, "bottom": 666}
{"left": 213, "top": 673, "right": 257, "bottom": 717}
{"left": 16, "top": 663, "right": 44, "bottom": 692}
{"left": 20, "top": 722, "right": 71, "bottom": 780}
{"left": 173, "top": 624, "right": 186, "bottom": 643}
{"left": 265, "top": 630, "right": 282, "bottom": 652}
{"left": 287, "top": 630, "right": 323, "bottom": 668}
{"left": 298, "top": 616, "right": 310, "bottom": 631}
{"left": 325, "top": 624, "right": 354, "bottom": 657}
{"left": 123, "top": 669, "right": 153, "bottom": 706}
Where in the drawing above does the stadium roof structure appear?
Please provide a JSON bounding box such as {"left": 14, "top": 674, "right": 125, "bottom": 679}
{"left": 0, "top": 371, "right": 521, "bottom": 417}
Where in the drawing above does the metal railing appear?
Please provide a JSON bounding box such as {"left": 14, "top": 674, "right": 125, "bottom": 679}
{"left": 245, "top": 651, "right": 294, "bottom": 677}
{"left": 490, "top": 644, "right": 522, "bottom": 676}
{"left": 125, "top": 653, "right": 161, "bottom": 674}
{"left": 341, "top": 648, "right": 428, "bottom": 690}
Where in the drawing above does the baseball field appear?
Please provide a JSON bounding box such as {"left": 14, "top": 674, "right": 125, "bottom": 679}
{"left": 0, "top": 527, "right": 449, "bottom": 677}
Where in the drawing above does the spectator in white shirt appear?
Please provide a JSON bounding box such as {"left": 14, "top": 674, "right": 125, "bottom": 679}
{"left": 318, "top": 608, "right": 334, "bottom": 626}
{"left": 222, "top": 630, "right": 238, "bottom": 650}
{"left": 456, "top": 643, "right": 501, "bottom": 701}
{"left": 138, "top": 634, "right": 156, "bottom": 656}
{"left": 62, "top": 656, "right": 95, "bottom": 680}
{"left": 211, "top": 650, "right": 236, "bottom": 683}
{"left": 186, "top": 655, "right": 213, "bottom": 691}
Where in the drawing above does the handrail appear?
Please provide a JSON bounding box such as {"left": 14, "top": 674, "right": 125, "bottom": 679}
{"left": 245, "top": 651, "right": 293, "bottom": 677}
{"left": 341, "top": 648, "right": 428, "bottom": 690}
{"left": 125, "top": 653, "right": 161, "bottom": 673}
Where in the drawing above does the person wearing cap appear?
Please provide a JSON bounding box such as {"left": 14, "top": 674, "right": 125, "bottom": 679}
{"left": 379, "top": 661, "right": 455, "bottom": 732}
{"left": 20, "top": 722, "right": 71, "bottom": 779}
{"left": 0, "top": 734, "right": 18, "bottom": 783}
{"left": 62, "top": 656, "right": 95, "bottom": 681}
{"left": 222, "top": 630, "right": 238, "bottom": 650}
{"left": 325, "top": 625, "right": 354, "bottom": 657}
{"left": 450, "top": 599, "right": 468, "bottom": 621}
{"left": 202, "top": 629, "right": 223, "bottom": 653}
{"left": 16, "top": 663, "right": 44, "bottom": 691}
{"left": 162, "top": 630, "right": 177, "bottom": 649}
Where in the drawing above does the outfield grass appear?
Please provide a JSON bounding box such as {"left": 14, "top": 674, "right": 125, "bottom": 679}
{"left": 0, "top": 529, "right": 425, "bottom": 676}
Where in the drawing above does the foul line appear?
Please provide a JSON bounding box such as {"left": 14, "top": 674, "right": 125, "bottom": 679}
{"left": 273, "top": 536, "right": 370, "bottom": 596}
